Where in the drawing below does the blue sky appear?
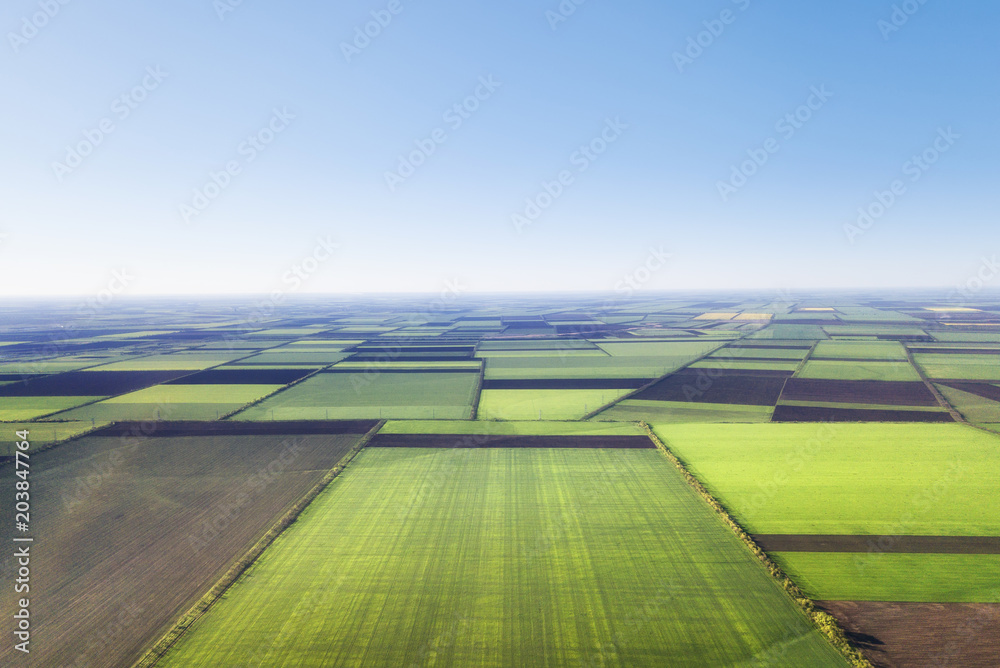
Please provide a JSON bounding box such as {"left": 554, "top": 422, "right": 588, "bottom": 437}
{"left": 1, "top": 0, "right": 997, "bottom": 296}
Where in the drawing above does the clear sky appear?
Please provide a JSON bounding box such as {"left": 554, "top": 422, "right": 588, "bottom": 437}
{"left": 1, "top": 0, "right": 997, "bottom": 297}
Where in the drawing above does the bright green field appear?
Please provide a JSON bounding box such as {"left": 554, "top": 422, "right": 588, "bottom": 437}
{"left": 688, "top": 358, "right": 801, "bottom": 372}
{"left": 595, "top": 400, "right": 774, "bottom": 423}
{"left": 593, "top": 340, "right": 721, "bottom": 358}
{"left": 90, "top": 354, "right": 244, "bottom": 371}
{"left": 935, "top": 384, "right": 1000, "bottom": 423}
{"left": 931, "top": 331, "right": 1000, "bottom": 343}
{"left": 484, "top": 355, "right": 701, "bottom": 380}
{"left": 748, "top": 325, "right": 828, "bottom": 340}
{"left": 810, "top": 340, "right": 907, "bottom": 361}
{"left": 653, "top": 423, "right": 1000, "bottom": 535}
{"left": 159, "top": 448, "right": 847, "bottom": 667}
{"left": 48, "top": 385, "right": 282, "bottom": 421}
{"left": 381, "top": 420, "right": 644, "bottom": 436}
{"left": 913, "top": 354, "right": 1000, "bottom": 380}
{"left": 771, "top": 553, "right": 1000, "bottom": 602}
{"left": 233, "top": 372, "right": 479, "bottom": 420}
{"left": 710, "top": 347, "right": 807, "bottom": 360}
{"left": 0, "top": 396, "right": 105, "bottom": 421}
{"left": 0, "top": 420, "right": 107, "bottom": 455}
{"left": 796, "top": 360, "right": 920, "bottom": 381}
{"left": 477, "top": 389, "right": 632, "bottom": 420}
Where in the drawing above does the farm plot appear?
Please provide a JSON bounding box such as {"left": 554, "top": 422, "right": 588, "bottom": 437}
{"left": 912, "top": 353, "right": 1000, "bottom": 381}
{"left": 232, "top": 371, "right": 479, "bottom": 420}
{"left": 158, "top": 448, "right": 847, "bottom": 667}
{"left": 0, "top": 427, "right": 370, "bottom": 668}
{"left": 796, "top": 360, "right": 921, "bottom": 382}
{"left": 48, "top": 384, "right": 283, "bottom": 421}
{"left": 936, "top": 383, "right": 1000, "bottom": 423}
{"left": 652, "top": 423, "right": 1000, "bottom": 537}
{"left": 815, "top": 601, "right": 1000, "bottom": 668}
{"left": 809, "top": 340, "right": 908, "bottom": 361}
{"left": 595, "top": 400, "right": 775, "bottom": 423}
{"left": 477, "top": 388, "right": 632, "bottom": 420}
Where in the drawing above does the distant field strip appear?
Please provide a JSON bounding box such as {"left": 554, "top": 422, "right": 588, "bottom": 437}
{"left": 158, "top": 448, "right": 847, "bottom": 667}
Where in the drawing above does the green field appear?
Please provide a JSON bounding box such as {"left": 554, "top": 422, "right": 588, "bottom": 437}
{"left": 381, "top": 419, "right": 645, "bottom": 436}
{"left": 159, "top": 448, "right": 847, "bottom": 667}
{"left": 596, "top": 400, "right": 775, "bottom": 423}
{"left": 810, "top": 341, "right": 907, "bottom": 361}
{"left": 49, "top": 384, "right": 282, "bottom": 422}
{"left": 913, "top": 354, "right": 1000, "bottom": 380}
{"left": 796, "top": 360, "right": 921, "bottom": 381}
{"left": 771, "top": 553, "right": 1000, "bottom": 602}
{"left": 477, "top": 388, "right": 632, "bottom": 420}
{"left": 0, "top": 396, "right": 105, "bottom": 421}
{"left": 232, "top": 371, "right": 479, "bottom": 420}
{"left": 652, "top": 423, "right": 1000, "bottom": 535}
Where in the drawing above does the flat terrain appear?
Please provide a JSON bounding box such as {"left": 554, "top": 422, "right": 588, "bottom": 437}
{"left": 158, "top": 448, "right": 847, "bottom": 667}
{"left": 0, "top": 427, "right": 368, "bottom": 668}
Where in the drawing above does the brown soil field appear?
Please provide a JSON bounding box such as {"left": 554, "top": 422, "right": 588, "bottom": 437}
{"left": 368, "top": 433, "right": 654, "bottom": 448}
{"left": 481, "top": 378, "right": 649, "bottom": 390}
{"left": 0, "top": 431, "right": 366, "bottom": 667}
{"left": 633, "top": 371, "right": 790, "bottom": 406}
{"left": 0, "top": 370, "right": 196, "bottom": 397}
{"left": 752, "top": 534, "right": 1000, "bottom": 554}
{"left": 779, "top": 379, "right": 939, "bottom": 406}
{"left": 94, "top": 420, "right": 378, "bottom": 437}
{"left": 937, "top": 381, "right": 1000, "bottom": 403}
{"left": 771, "top": 405, "right": 954, "bottom": 422}
{"left": 164, "top": 368, "right": 314, "bottom": 385}
{"left": 817, "top": 601, "right": 1000, "bottom": 668}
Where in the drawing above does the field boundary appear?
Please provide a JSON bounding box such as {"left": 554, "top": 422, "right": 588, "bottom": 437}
{"left": 579, "top": 338, "right": 736, "bottom": 420}
{"left": 469, "top": 360, "right": 486, "bottom": 419}
{"left": 903, "top": 343, "right": 967, "bottom": 423}
{"left": 639, "top": 421, "right": 872, "bottom": 668}
{"left": 132, "top": 419, "right": 386, "bottom": 668}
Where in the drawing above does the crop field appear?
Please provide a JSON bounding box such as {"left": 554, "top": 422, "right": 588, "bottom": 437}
{"left": 158, "top": 447, "right": 846, "bottom": 667}
{"left": 2, "top": 295, "right": 999, "bottom": 667}
{"left": 0, "top": 422, "right": 372, "bottom": 667}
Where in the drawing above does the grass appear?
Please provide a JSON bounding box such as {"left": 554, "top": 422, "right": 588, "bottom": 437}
{"left": 651, "top": 423, "right": 1000, "bottom": 536}
{"left": 0, "top": 396, "right": 105, "bottom": 421}
{"left": 810, "top": 341, "right": 908, "bottom": 361}
{"left": 91, "top": 355, "right": 244, "bottom": 371}
{"left": 232, "top": 371, "right": 479, "bottom": 420}
{"left": 796, "top": 360, "right": 921, "bottom": 382}
{"left": 158, "top": 448, "right": 848, "bottom": 667}
{"left": 593, "top": 340, "right": 722, "bottom": 357}
{"left": 688, "top": 358, "right": 801, "bottom": 372}
{"left": 771, "top": 553, "right": 1000, "bottom": 603}
{"left": 0, "top": 420, "right": 106, "bottom": 455}
{"left": 484, "top": 355, "right": 705, "bottom": 380}
{"left": 381, "top": 419, "right": 645, "bottom": 436}
{"left": 595, "top": 400, "right": 774, "bottom": 423}
{"left": 748, "top": 325, "right": 828, "bottom": 340}
{"left": 913, "top": 354, "right": 1000, "bottom": 380}
{"left": 477, "top": 388, "right": 632, "bottom": 420}
{"left": 709, "top": 347, "right": 808, "bottom": 360}
{"left": 935, "top": 384, "right": 1000, "bottom": 423}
